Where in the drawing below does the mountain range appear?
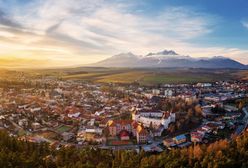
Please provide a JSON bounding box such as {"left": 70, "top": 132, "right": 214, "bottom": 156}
{"left": 92, "top": 50, "right": 247, "bottom": 69}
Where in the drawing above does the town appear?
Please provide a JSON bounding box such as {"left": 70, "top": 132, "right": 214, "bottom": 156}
{"left": 0, "top": 76, "right": 247, "bottom": 153}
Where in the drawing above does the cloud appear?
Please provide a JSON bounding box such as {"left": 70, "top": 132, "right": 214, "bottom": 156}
{"left": 0, "top": 0, "right": 247, "bottom": 67}
{"left": 0, "top": 57, "right": 51, "bottom": 69}
{"left": 242, "top": 20, "right": 248, "bottom": 29}
{"left": 0, "top": 9, "right": 22, "bottom": 28}
{"left": 39, "top": 2, "right": 216, "bottom": 55}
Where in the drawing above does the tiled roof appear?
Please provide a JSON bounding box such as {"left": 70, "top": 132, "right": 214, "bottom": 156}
{"left": 108, "top": 120, "right": 133, "bottom": 127}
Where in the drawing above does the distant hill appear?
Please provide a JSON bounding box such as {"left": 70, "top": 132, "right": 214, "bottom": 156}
{"left": 92, "top": 50, "right": 247, "bottom": 69}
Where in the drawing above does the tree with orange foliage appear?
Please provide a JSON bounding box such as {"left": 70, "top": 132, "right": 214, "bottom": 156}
{"left": 193, "top": 145, "right": 203, "bottom": 161}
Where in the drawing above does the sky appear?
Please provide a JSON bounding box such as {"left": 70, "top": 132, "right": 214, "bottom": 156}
{"left": 0, "top": 0, "right": 248, "bottom": 68}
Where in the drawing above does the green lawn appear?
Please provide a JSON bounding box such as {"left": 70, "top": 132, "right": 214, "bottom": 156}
{"left": 62, "top": 72, "right": 105, "bottom": 80}
{"left": 61, "top": 69, "right": 232, "bottom": 85}
{"left": 55, "top": 125, "right": 72, "bottom": 133}
{"left": 140, "top": 74, "right": 212, "bottom": 85}
{"left": 22, "top": 67, "right": 247, "bottom": 85}
{"left": 96, "top": 71, "right": 149, "bottom": 83}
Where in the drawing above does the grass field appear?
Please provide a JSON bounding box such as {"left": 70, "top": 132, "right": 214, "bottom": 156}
{"left": 3, "top": 67, "right": 247, "bottom": 85}
{"left": 57, "top": 68, "right": 248, "bottom": 85}
{"left": 233, "top": 70, "right": 248, "bottom": 80}
{"left": 95, "top": 71, "right": 149, "bottom": 83}
{"left": 55, "top": 125, "right": 72, "bottom": 133}
{"left": 63, "top": 72, "right": 105, "bottom": 80}
{"left": 140, "top": 74, "right": 211, "bottom": 85}
{"left": 94, "top": 71, "right": 215, "bottom": 85}
{"left": 36, "top": 131, "right": 60, "bottom": 140}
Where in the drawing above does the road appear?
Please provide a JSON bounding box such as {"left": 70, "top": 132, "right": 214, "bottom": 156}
{"left": 235, "top": 107, "right": 248, "bottom": 135}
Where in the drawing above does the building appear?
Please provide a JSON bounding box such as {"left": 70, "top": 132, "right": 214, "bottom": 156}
{"left": 173, "top": 134, "right": 187, "bottom": 144}
{"left": 107, "top": 120, "right": 133, "bottom": 136}
{"left": 224, "top": 105, "right": 238, "bottom": 112}
{"left": 191, "top": 132, "right": 204, "bottom": 143}
{"left": 164, "top": 89, "right": 173, "bottom": 97}
{"left": 152, "top": 89, "right": 160, "bottom": 96}
{"left": 163, "top": 138, "right": 176, "bottom": 148}
{"left": 31, "top": 122, "right": 41, "bottom": 130}
{"left": 132, "top": 110, "right": 175, "bottom": 129}
{"left": 107, "top": 120, "right": 148, "bottom": 144}
{"left": 62, "top": 132, "right": 74, "bottom": 142}
{"left": 136, "top": 125, "right": 148, "bottom": 143}
{"left": 196, "top": 83, "right": 212, "bottom": 87}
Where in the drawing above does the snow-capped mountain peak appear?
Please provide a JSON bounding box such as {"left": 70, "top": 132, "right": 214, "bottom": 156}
{"left": 92, "top": 50, "right": 246, "bottom": 69}
{"left": 146, "top": 50, "right": 179, "bottom": 56}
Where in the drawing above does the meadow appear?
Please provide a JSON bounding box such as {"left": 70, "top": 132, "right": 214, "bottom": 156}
{"left": 1, "top": 67, "right": 247, "bottom": 85}
{"left": 58, "top": 67, "right": 246, "bottom": 85}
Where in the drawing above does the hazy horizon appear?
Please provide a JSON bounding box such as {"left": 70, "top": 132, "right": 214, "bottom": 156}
{"left": 0, "top": 0, "right": 248, "bottom": 68}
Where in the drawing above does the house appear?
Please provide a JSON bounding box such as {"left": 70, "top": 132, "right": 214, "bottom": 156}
{"left": 196, "top": 83, "right": 212, "bottom": 88}
{"left": 164, "top": 89, "right": 173, "bottom": 97}
{"left": 30, "top": 107, "right": 41, "bottom": 113}
{"left": 163, "top": 138, "right": 176, "bottom": 148}
{"left": 107, "top": 120, "right": 133, "bottom": 136}
{"left": 18, "top": 119, "right": 28, "bottom": 127}
{"left": 95, "top": 111, "right": 105, "bottom": 116}
{"left": 68, "top": 112, "right": 81, "bottom": 118}
{"left": 224, "top": 105, "right": 238, "bottom": 112}
{"left": 196, "top": 128, "right": 206, "bottom": 135}
{"left": 202, "top": 125, "right": 212, "bottom": 133}
{"left": 173, "top": 134, "right": 187, "bottom": 144}
{"left": 65, "top": 106, "right": 82, "bottom": 118}
{"left": 62, "top": 132, "right": 74, "bottom": 142}
{"left": 99, "top": 119, "right": 108, "bottom": 128}
{"left": 88, "top": 127, "right": 102, "bottom": 134}
{"left": 136, "top": 125, "right": 148, "bottom": 144}
{"left": 191, "top": 132, "right": 204, "bottom": 143}
{"left": 201, "top": 105, "right": 215, "bottom": 117}
{"left": 152, "top": 89, "right": 160, "bottom": 96}
{"left": 31, "top": 122, "right": 41, "bottom": 130}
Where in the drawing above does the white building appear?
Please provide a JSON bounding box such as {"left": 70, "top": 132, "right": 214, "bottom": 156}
{"left": 164, "top": 89, "right": 173, "bottom": 97}
{"left": 132, "top": 110, "right": 175, "bottom": 129}
{"left": 68, "top": 112, "right": 81, "bottom": 118}
{"left": 196, "top": 83, "right": 212, "bottom": 87}
{"left": 85, "top": 127, "right": 103, "bottom": 135}
{"left": 152, "top": 89, "right": 160, "bottom": 96}
{"left": 30, "top": 107, "right": 41, "bottom": 113}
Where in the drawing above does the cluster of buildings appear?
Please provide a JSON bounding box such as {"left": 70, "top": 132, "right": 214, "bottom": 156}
{"left": 0, "top": 75, "right": 247, "bottom": 151}
{"left": 163, "top": 119, "right": 234, "bottom": 149}
{"left": 106, "top": 109, "right": 176, "bottom": 145}
{"left": 107, "top": 120, "right": 148, "bottom": 144}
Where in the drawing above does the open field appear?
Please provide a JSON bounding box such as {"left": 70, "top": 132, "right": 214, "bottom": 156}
{"left": 95, "top": 71, "right": 150, "bottom": 83}
{"left": 140, "top": 74, "right": 211, "bottom": 85}
{"left": 94, "top": 71, "right": 215, "bottom": 85}
{"left": 1, "top": 67, "right": 248, "bottom": 85}
{"left": 63, "top": 72, "right": 105, "bottom": 80}
{"left": 58, "top": 67, "right": 246, "bottom": 85}
{"left": 55, "top": 125, "right": 72, "bottom": 133}
{"left": 233, "top": 71, "right": 248, "bottom": 80}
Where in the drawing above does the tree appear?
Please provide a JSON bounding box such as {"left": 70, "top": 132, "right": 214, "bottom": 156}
{"left": 195, "top": 105, "right": 202, "bottom": 117}
{"left": 238, "top": 101, "right": 244, "bottom": 110}
{"left": 193, "top": 145, "right": 203, "bottom": 161}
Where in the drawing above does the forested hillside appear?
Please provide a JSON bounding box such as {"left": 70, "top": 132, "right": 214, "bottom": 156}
{"left": 0, "top": 130, "right": 248, "bottom": 168}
